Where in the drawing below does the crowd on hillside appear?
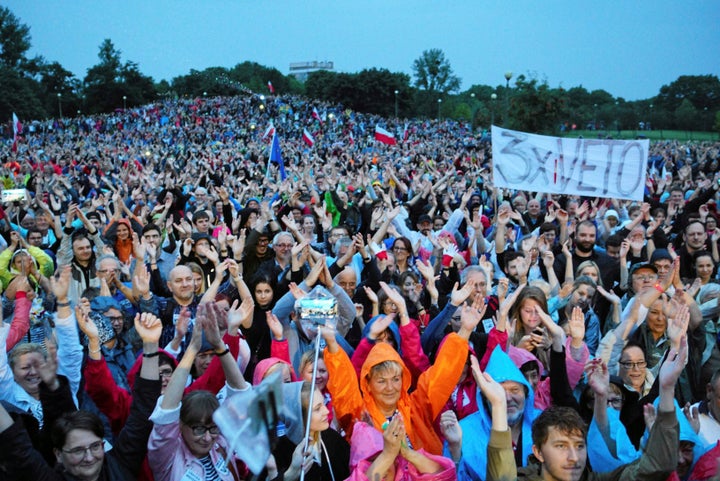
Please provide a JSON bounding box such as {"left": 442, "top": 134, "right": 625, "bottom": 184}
{"left": 0, "top": 92, "right": 719, "bottom": 480}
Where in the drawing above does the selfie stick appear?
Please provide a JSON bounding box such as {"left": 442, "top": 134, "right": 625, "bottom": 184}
{"left": 299, "top": 325, "right": 324, "bottom": 481}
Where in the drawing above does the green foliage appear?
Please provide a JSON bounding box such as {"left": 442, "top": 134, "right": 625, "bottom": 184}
{"left": 675, "top": 98, "right": 698, "bottom": 130}
{"left": 305, "top": 68, "right": 411, "bottom": 116}
{"left": 412, "top": 49, "right": 461, "bottom": 94}
{"left": 0, "top": 66, "right": 46, "bottom": 120}
{"left": 0, "top": 7, "right": 31, "bottom": 69}
{"left": 508, "top": 75, "right": 564, "bottom": 134}
{"left": 83, "top": 39, "right": 156, "bottom": 113}
{"left": 656, "top": 75, "right": 720, "bottom": 113}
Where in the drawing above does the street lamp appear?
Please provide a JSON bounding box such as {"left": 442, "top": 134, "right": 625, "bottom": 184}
{"left": 491, "top": 93, "right": 497, "bottom": 126}
{"left": 394, "top": 90, "right": 399, "bottom": 118}
{"left": 437, "top": 98, "right": 442, "bottom": 120}
{"left": 57, "top": 93, "right": 63, "bottom": 118}
{"left": 503, "top": 71, "right": 513, "bottom": 126}
{"left": 593, "top": 103, "right": 598, "bottom": 131}
{"left": 470, "top": 93, "right": 476, "bottom": 128}
{"left": 123, "top": 95, "right": 127, "bottom": 111}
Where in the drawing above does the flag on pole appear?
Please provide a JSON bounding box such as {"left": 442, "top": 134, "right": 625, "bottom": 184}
{"left": 302, "top": 129, "right": 315, "bottom": 147}
{"left": 374, "top": 126, "right": 397, "bottom": 145}
{"left": 11, "top": 113, "right": 21, "bottom": 152}
{"left": 262, "top": 121, "right": 275, "bottom": 140}
{"left": 269, "top": 133, "right": 286, "bottom": 180}
{"left": 348, "top": 131, "right": 354, "bottom": 146}
{"left": 402, "top": 122, "right": 409, "bottom": 142}
{"left": 312, "top": 107, "right": 323, "bottom": 124}
{"left": 267, "top": 81, "right": 275, "bottom": 94}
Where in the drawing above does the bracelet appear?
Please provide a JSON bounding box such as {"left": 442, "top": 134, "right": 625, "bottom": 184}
{"left": 654, "top": 283, "right": 665, "bottom": 293}
{"left": 88, "top": 347, "right": 102, "bottom": 354}
{"left": 215, "top": 347, "right": 231, "bottom": 357}
{"left": 142, "top": 351, "right": 160, "bottom": 358}
{"left": 56, "top": 300, "right": 71, "bottom": 307}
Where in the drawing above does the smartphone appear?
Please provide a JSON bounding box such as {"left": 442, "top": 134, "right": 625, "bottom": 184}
{"left": 2, "top": 188, "right": 27, "bottom": 204}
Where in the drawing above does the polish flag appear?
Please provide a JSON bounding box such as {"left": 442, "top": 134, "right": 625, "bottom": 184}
{"left": 374, "top": 126, "right": 396, "bottom": 145}
{"left": 11, "top": 113, "right": 21, "bottom": 152}
{"left": 262, "top": 121, "right": 275, "bottom": 140}
{"left": 348, "top": 131, "right": 354, "bottom": 146}
{"left": 267, "top": 81, "right": 275, "bottom": 93}
{"left": 402, "top": 122, "right": 409, "bottom": 142}
{"left": 303, "top": 129, "right": 315, "bottom": 147}
{"left": 312, "top": 107, "right": 323, "bottom": 124}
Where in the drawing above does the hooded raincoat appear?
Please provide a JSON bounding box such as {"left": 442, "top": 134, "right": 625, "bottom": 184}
{"left": 325, "top": 332, "right": 467, "bottom": 455}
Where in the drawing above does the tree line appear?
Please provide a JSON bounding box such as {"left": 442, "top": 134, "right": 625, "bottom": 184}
{"left": 1, "top": 6, "right": 718, "bottom": 135}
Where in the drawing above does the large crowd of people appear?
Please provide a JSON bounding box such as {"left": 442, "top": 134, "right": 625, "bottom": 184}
{"left": 0, "top": 92, "right": 719, "bottom": 480}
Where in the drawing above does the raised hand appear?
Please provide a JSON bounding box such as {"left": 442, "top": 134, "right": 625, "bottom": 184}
{"left": 134, "top": 312, "right": 162, "bottom": 344}
{"left": 265, "top": 312, "right": 284, "bottom": 341}
{"left": 567, "top": 306, "right": 586, "bottom": 345}
{"left": 32, "top": 338, "right": 60, "bottom": 390}
{"left": 201, "top": 303, "right": 225, "bottom": 350}
{"left": 584, "top": 358, "right": 609, "bottom": 397}
{"left": 666, "top": 302, "right": 690, "bottom": 348}
{"left": 450, "top": 281, "right": 476, "bottom": 307}
{"left": 76, "top": 305, "right": 99, "bottom": 341}
{"left": 368, "top": 313, "right": 395, "bottom": 341}
{"left": 439, "top": 410, "right": 462, "bottom": 447}
{"left": 658, "top": 335, "right": 688, "bottom": 391}
{"left": 51, "top": 265, "right": 72, "bottom": 302}
{"left": 227, "top": 297, "right": 254, "bottom": 334}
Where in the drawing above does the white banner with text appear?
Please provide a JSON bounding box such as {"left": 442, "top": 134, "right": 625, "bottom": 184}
{"left": 491, "top": 126, "right": 648, "bottom": 201}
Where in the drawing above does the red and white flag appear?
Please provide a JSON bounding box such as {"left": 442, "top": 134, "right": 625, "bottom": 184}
{"left": 303, "top": 128, "right": 315, "bottom": 147}
{"left": 312, "top": 107, "right": 323, "bottom": 124}
{"left": 374, "top": 126, "right": 396, "bottom": 145}
{"left": 262, "top": 121, "right": 275, "bottom": 140}
{"left": 11, "top": 113, "right": 21, "bottom": 152}
{"left": 267, "top": 81, "right": 275, "bottom": 93}
{"left": 402, "top": 122, "right": 409, "bottom": 141}
{"left": 348, "top": 131, "right": 355, "bottom": 146}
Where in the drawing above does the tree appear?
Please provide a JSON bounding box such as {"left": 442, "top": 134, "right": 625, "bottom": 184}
{"left": 675, "top": 98, "right": 698, "bottom": 131}
{"left": 656, "top": 75, "right": 720, "bottom": 113}
{"left": 84, "top": 39, "right": 156, "bottom": 113}
{"left": 0, "top": 7, "right": 31, "bottom": 69}
{"left": 412, "top": 49, "right": 461, "bottom": 94}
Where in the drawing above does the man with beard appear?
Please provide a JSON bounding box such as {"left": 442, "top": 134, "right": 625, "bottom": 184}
{"left": 451, "top": 346, "right": 541, "bottom": 478}
{"left": 553, "top": 220, "right": 619, "bottom": 289}
{"left": 135, "top": 265, "right": 201, "bottom": 354}
{"left": 676, "top": 220, "right": 711, "bottom": 280}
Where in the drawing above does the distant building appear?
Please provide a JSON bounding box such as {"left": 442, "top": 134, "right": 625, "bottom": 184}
{"left": 289, "top": 61, "right": 334, "bottom": 82}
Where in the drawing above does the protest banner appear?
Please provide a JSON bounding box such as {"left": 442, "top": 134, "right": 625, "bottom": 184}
{"left": 491, "top": 126, "right": 648, "bottom": 201}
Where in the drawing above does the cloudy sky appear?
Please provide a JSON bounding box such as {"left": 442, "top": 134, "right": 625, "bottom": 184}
{"left": 6, "top": 0, "right": 719, "bottom": 100}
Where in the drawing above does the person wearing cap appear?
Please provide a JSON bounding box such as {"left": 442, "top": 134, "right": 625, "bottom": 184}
{"left": 87, "top": 296, "right": 137, "bottom": 391}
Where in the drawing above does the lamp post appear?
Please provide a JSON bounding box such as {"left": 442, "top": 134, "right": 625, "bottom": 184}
{"left": 503, "top": 71, "right": 513, "bottom": 126}
{"left": 649, "top": 103, "right": 653, "bottom": 134}
{"left": 491, "top": 93, "right": 497, "bottom": 126}
{"left": 437, "top": 98, "right": 442, "bottom": 119}
{"left": 123, "top": 95, "right": 127, "bottom": 111}
{"left": 593, "top": 103, "right": 598, "bottom": 131}
{"left": 394, "top": 90, "right": 399, "bottom": 118}
{"left": 57, "top": 93, "right": 63, "bottom": 118}
{"left": 469, "top": 92, "right": 476, "bottom": 129}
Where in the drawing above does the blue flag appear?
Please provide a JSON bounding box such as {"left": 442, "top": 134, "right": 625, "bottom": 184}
{"left": 269, "top": 133, "right": 286, "bottom": 180}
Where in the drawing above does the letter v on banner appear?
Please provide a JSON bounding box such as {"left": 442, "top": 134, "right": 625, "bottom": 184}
{"left": 491, "top": 126, "right": 647, "bottom": 201}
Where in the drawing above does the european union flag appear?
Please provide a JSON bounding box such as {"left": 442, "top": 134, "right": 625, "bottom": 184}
{"left": 269, "top": 133, "right": 286, "bottom": 180}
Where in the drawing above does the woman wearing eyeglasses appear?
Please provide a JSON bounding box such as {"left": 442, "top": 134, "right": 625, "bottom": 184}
{"left": 0, "top": 312, "right": 163, "bottom": 480}
{"left": 148, "top": 303, "right": 250, "bottom": 481}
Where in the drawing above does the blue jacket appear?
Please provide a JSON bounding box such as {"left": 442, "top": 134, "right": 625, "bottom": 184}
{"left": 451, "top": 345, "right": 540, "bottom": 481}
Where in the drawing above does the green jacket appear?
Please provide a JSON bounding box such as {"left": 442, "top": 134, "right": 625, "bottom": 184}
{"left": 0, "top": 246, "right": 54, "bottom": 290}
